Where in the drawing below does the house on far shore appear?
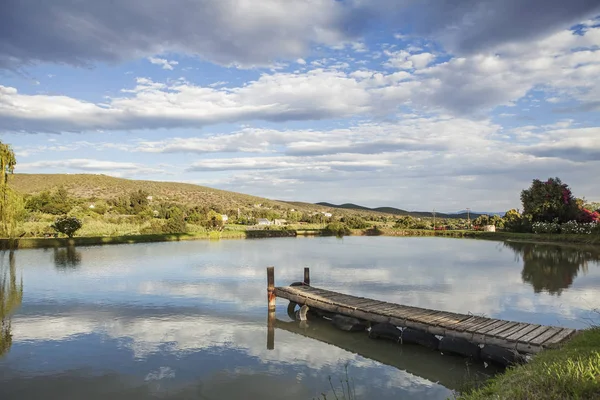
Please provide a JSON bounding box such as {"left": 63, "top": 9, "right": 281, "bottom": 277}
{"left": 322, "top": 212, "right": 332, "bottom": 218}
{"left": 146, "top": 195, "right": 153, "bottom": 201}
{"left": 257, "top": 218, "right": 272, "bottom": 225}
{"left": 274, "top": 219, "right": 287, "bottom": 226}
{"left": 221, "top": 214, "right": 228, "bottom": 223}
{"left": 89, "top": 204, "right": 95, "bottom": 209}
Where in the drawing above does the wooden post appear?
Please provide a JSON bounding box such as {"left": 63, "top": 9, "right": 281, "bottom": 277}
{"left": 267, "top": 266, "right": 276, "bottom": 311}
{"left": 303, "top": 267, "right": 310, "bottom": 286}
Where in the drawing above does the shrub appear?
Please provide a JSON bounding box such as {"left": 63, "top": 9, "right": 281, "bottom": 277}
{"left": 340, "top": 215, "right": 370, "bottom": 229}
{"left": 532, "top": 221, "right": 560, "bottom": 234}
{"left": 324, "top": 222, "right": 351, "bottom": 237}
{"left": 560, "top": 220, "right": 597, "bottom": 235}
{"left": 51, "top": 216, "right": 83, "bottom": 238}
{"left": 163, "top": 208, "right": 187, "bottom": 233}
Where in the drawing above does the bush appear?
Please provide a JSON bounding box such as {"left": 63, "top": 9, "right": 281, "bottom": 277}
{"left": 163, "top": 208, "right": 187, "bottom": 233}
{"left": 532, "top": 221, "right": 560, "bottom": 234}
{"left": 394, "top": 216, "right": 414, "bottom": 229}
{"left": 324, "top": 222, "right": 351, "bottom": 237}
{"left": 140, "top": 220, "right": 165, "bottom": 235}
{"left": 340, "top": 216, "right": 370, "bottom": 229}
{"left": 51, "top": 216, "right": 83, "bottom": 238}
{"left": 560, "top": 221, "right": 598, "bottom": 235}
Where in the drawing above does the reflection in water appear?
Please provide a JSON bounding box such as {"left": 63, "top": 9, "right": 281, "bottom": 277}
{"left": 271, "top": 317, "right": 499, "bottom": 391}
{"left": 505, "top": 242, "right": 600, "bottom": 295}
{"left": 0, "top": 251, "right": 23, "bottom": 357}
{"left": 2, "top": 237, "right": 600, "bottom": 399}
{"left": 53, "top": 246, "right": 82, "bottom": 269}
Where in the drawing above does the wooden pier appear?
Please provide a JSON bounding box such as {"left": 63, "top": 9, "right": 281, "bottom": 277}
{"left": 267, "top": 268, "right": 578, "bottom": 354}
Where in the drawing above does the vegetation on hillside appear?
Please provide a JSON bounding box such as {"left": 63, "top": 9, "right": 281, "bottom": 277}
{"left": 1, "top": 143, "right": 599, "bottom": 243}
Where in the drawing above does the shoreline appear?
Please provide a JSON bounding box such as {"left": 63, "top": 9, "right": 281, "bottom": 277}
{"left": 1, "top": 228, "right": 599, "bottom": 250}
{"left": 456, "top": 327, "right": 600, "bottom": 400}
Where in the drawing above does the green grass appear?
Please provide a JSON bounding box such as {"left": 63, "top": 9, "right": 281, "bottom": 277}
{"left": 456, "top": 328, "right": 600, "bottom": 400}
{"left": 375, "top": 228, "right": 600, "bottom": 245}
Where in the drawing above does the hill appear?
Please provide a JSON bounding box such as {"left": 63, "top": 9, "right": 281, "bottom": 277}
{"left": 9, "top": 174, "right": 481, "bottom": 220}
{"left": 10, "top": 174, "right": 400, "bottom": 218}
{"left": 10, "top": 173, "right": 289, "bottom": 211}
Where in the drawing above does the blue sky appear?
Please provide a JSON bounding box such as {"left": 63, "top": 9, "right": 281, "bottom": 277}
{"left": 1, "top": 0, "right": 599, "bottom": 211}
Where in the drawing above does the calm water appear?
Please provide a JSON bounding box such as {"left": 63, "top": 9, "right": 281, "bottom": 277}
{"left": 1, "top": 237, "right": 599, "bottom": 400}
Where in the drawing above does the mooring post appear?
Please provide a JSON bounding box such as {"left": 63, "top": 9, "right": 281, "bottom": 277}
{"left": 303, "top": 267, "right": 310, "bottom": 286}
{"left": 267, "top": 266, "right": 276, "bottom": 311}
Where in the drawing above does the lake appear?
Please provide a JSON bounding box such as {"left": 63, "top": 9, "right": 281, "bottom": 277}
{"left": 1, "top": 237, "right": 599, "bottom": 399}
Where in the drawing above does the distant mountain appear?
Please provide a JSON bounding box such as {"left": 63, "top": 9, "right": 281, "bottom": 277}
{"left": 452, "top": 210, "right": 506, "bottom": 216}
{"left": 316, "top": 202, "right": 484, "bottom": 219}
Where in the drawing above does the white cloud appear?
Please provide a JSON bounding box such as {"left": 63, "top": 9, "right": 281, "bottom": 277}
{"left": 2, "top": 25, "right": 599, "bottom": 133}
{"left": 147, "top": 56, "right": 179, "bottom": 70}
{"left": 16, "top": 159, "right": 164, "bottom": 175}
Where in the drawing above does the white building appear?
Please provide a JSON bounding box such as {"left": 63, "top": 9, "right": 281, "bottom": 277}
{"left": 221, "top": 214, "right": 228, "bottom": 223}
{"left": 257, "top": 218, "right": 271, "bottom": 225}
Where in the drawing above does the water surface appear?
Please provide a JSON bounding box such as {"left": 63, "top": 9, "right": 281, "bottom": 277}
{"left": 1, "top": 237, "right": 599, "bottom": 399}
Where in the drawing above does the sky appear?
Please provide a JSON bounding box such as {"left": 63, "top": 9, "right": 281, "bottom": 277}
{"left": 1, "top": 0, "right": 600, "bottom": 212}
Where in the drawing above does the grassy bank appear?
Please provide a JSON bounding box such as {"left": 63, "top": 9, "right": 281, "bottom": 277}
{"left": 369, "top": 228, "right": 600, "bottom": 246}
{"left": 3, "top": 227, "right": 600, "bottom": 250}
{"left": 0, "top": 230, "right": 248, "bottom": 250}
{"left": 456, "top": 328, "right": 600, "bottom": 400}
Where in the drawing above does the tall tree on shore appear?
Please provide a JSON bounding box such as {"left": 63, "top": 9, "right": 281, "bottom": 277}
{"left": 0, "top": 142, "right": 25, "bottom": 238}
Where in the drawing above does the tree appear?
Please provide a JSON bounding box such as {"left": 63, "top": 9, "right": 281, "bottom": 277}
{"left": 163, "top": 207, "right": 187, "bottom": 233}
{"left": 129, "top": 190, "right": 149, "bottom": 214}
{"left": 394, "top": 216, "right": 414, "bottom": 229}
{"left": 520, "top": 178, "right": 580, "bottom": 224}
{"left": 0, "top": 142, "right": 16, "bottom": 186}
{"left": 51, "top": 216, "right": 83, "bottom": 238}
{"left": 0, "top": 142, "right": 24, "bottom": 238}
{"left": 203, "top": 210, "right": 224, "bottom": 231}
{"left": 473, "top": 215, "right": 490, "bottom": 227}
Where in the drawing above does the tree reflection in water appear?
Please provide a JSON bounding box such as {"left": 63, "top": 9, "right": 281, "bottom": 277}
{"left": 53, "top": 246, "right": 82, "bottom": 270}
{"left": 1, "top": 251, "right": 23, "bottom": 357}
{"left": 505, "top": 242, "right": 600, "bottom": 295}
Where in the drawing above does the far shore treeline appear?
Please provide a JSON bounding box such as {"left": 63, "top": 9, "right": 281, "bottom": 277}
{"left": 1, "top": 140, "right": 599, "bottom": 241}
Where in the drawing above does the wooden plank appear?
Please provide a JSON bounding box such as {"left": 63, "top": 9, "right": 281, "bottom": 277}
{"left": 455, "top": 317, "right": 492, "bottom": 332}
{"left": 542, "top": 328, "right": 576, "bottom": 347}
{"left": 427, "top": 313, "right": 467, "bottom": 327}
{"left": 517, "top": 326, "right": 551, "bottom": 344}
{"left": 364, "top": 304, "right": 401, "bottom": 314}
{"left": 488, "top": 322, "right": 520, "bottom": 337}
{"left": 466, "top": 319, "right": 499, "bottom": 333}
{"left": 504, "top": 324, "right": 541, "bottom": 342}
{"left": 496, "top": 323, "right": 532, "bottom": 339}
{"left": 442, "top": 316, "right": 478, "bottom": 330}
{"left": 399, "top": 309, "right": 445, "bottom": 323}
{"left": 475, "top": 320, "right": 512, "bottom": 335}
{"left": 358, "top": 301, "right": 392, "bottom": 312}
{"left": 414, "top": 311, "right": 453, "bottom": 324}
{"left": 355, "top": 300, "right": 388, "bottom": 310}
{"left": 529, "top": 327, "right": 562, "bottom": 345}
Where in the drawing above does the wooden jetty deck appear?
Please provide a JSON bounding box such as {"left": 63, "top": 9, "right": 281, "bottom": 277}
{"left": 268, "top": 268, "right": 577, "bottom": 354}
